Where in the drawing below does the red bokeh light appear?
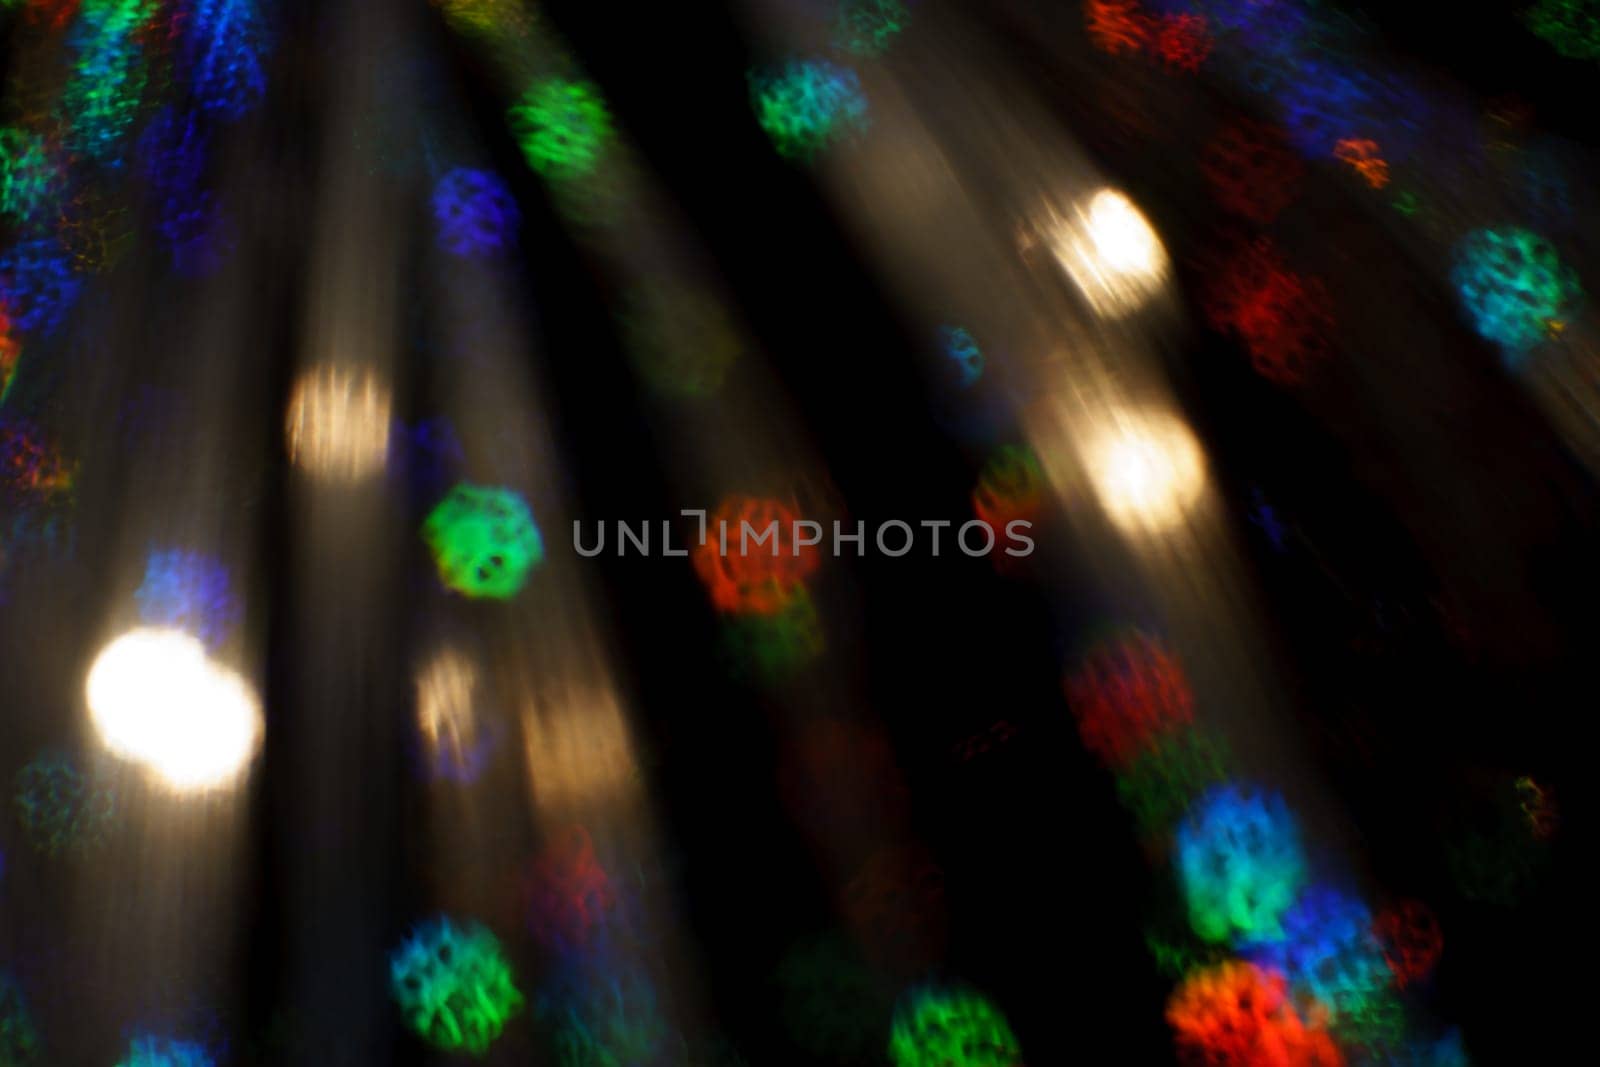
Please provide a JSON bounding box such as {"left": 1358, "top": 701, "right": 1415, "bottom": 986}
{"left": 1085, "top": 0, "right": 1153, "bottom": 57}
{"left": 1333, "top": 138, "right": 1390, "bottom": 189}
{"left": 1167, "top": 961, "right": 1345, "bottom": 1067}
{"left": 1156, "top": 13, "right": 1213, "bottom": 73}
{"left": 1203, "top": 119, "right": 1306, "bottom": 224}
{"left": 1065, "top": 632, "right": 1194, "bottom": 770}
{"left": 1201, "top": 236, "right": 1335, "bottom": 386}
{"left": 519, "top": 824, "right": 617, "bottom": 954}
{"left": 692, "top": 495, "right": 821, "bottom": 615}
{"left": 1373, "top": 899, "right": 1444, "bottom": 990}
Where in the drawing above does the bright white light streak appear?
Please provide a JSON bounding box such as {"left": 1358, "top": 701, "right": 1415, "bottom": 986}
{"left": 1086, "top": 409, "right": 1206, "bottom": 534}
{"left": 1047, "top": 188, "right": 1170, "bottom": 319}
{"left": 86, "top": 628, "right": 263, "bottom": 793}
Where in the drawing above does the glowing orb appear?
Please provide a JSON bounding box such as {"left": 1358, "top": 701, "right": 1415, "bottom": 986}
{"left": 390, "top": 917, "right": 523, "bottom": 1054}
{"left": 939, "top": 326, "right": 984, "bottom": 387}
{"left": 1046, "top": 188, "right": 1170, "bottom": 318}
{"left": 1085, "top": 410, "right": 1205, "bottom": 533}
{"left": 888, "top": 985, "right": 1021, "bottom": 1067}
{"left": 1166, "top": 961, "right": 1342, "bottom": 1067}
{"left": 748, "top": 60, "right": 869, "bottom": 162}
{"left": 1244, "top": 886, "right": 1392, "bottom": 1028}
{"left": 693, "top": 495, "right": 821, "bottom": 615}
{"left": 12, "top": 753, "right": 116, "bottom": 855}
{"left": 1176, "top": 784, "right": 1306, "bottom": 943}
{"left": 1202, "top": 236, "right": 1335, "bottom": 385}
{"left": 432, "top": 168, "right": 520, "bottom": 257}
{"left": 423, "top": 485, "right": 543, "bottom": 599}
{"left": 415, "top": 649, "right": 501, "bottom": 782}
{"left": 1526, "top": 0, "right": 1600, "bottom": 59}
{"left": 507, "top": 79, "right": 614, "bottom": 181}
{"left": 1065, "top": 632, "right": 1194, "bottom": 769}
{"left": 0, "top": 974, "right": 40, "bottom": 1065}
{"left": 134, "top": 549, "right": 239, "bottom": 649}
{"left": 1451, "top": 227, "right": 1580, "bottom": 357}
{"left": 114, "top": 1035, "right": 215, "bottom": 1067}
{"left": 86, "top": 628, "right": 262, "bottom": 792}
{"left": 972, "top": 445, "right": 1045, "bottom": 531}
{"left": 284, "top": 364, "right": 392, "bottom": 482}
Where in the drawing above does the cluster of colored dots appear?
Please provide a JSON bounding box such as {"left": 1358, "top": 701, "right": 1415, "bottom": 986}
{"left": 692, "top": 495, "right": 822, "bottom": 615}
{"left": 389, "top": 916, "right": 524, "bottom": 1055}
{"left": 1450, "top": 226, "right": 1580, "bottom": 358}
{"left": 422, "top": 483, "right": 545, "bottom": 600}
{"left": 971, "top": 444, "right": 1044, "bottom": 534}
{"left": 1166, "top": 960, "right": 1343, "bottom": 1066}
{"left": 1176, "top": 784, "right": 1308, "bottom": 944}
{"left": 888, "top": 985, "right": 1021, "bottom": 1067}
{"left": 748, "top": 60, "right": 870, "bottom": 162}
{"left": 1065, "top": 631, "right": 1195, "bottom": 768}
{"left": 1202, "top": 234, "right": 1335, "bottom": 385}
{"left": 1525, "top": 0, "right": 1600, "bottom": 60}
{"left": 1083, "top": 0, "right": 1214, "bottom": 73}
{"left": 507, "top": 78, "right": 614, "bottom": 182}
{"left": 939, "top": 326, "right": 984, "bottom": 388}
{"left": 694, "top": 494, "right": 826, "bottom": 679}
{"left": 431, "top": 167, "right": 520, "bottom": 258}
{"left": 1333, "top": 137, "right": 1390, "bottom": 189}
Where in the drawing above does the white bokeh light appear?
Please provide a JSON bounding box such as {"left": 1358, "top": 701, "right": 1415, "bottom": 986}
{"left": 284, "top": 364, "right": 392, "bottom": 482}
{"left": 86, "top": 628, "right": 263, "bottom": 793}
{"left": 1047, "top": 188, "right": 1170, "bottom": 318}
{"left": 1087, "top": 410, "right": 1206, "bottom": 534}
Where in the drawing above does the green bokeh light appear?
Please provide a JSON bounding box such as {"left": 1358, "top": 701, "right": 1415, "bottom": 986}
{"left": 834, "top": 0, "right": 909, "bottom": 56}
{"left": 390, "top": 917, "right": 524, "bottom": 1055}
{"left": 749, "top": 60, "right": 869, "bottom": 162}
{"left": 889, "top": 986, "right": 1021, "bottom": 1067}
{"left": 1526, "top": 0, "right": 1600, "bottom": 60}
{"left": 508, "top": 78, "right": 614, "bottom": 182}
{"left": 423, "top": 484, "right": 544, "bottom": 600}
